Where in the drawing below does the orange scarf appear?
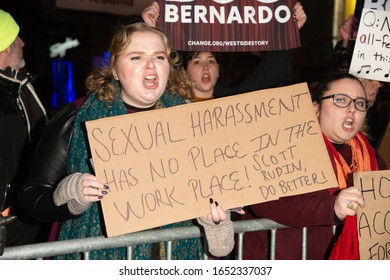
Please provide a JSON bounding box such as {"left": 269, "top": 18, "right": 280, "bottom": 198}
{"left": 323, "top": 132, "right": 378, "bottom": 260}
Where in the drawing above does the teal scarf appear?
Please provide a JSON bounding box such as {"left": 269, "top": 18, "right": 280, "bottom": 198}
{"left": 56, "top": 88, "right": 204, "bottom": 260}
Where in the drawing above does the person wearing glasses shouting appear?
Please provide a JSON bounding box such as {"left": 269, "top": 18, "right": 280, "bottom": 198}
{"left": 318, "top": 93, "right": 370, "bottom": 113}
{"left": 238, "top": 72, "right": 387, "bottom": 260}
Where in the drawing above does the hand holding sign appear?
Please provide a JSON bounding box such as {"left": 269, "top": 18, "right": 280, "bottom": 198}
{"left": 86, "top": 82, "right": 338, "bottom": 237}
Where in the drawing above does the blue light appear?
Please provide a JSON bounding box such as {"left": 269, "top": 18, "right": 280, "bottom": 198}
{"left": 51, "top": 59, "right": 75, "bottom": 109}
{"left": 104, "top": 51, "right": 109, "bottom": 66}
{"left": 52, "top": 92, "right": 57, "bottom": 109}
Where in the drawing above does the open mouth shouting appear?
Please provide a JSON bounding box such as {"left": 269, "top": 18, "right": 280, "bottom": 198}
{"left": 343, "top": 117, "right": 355, "bottom": 132}
{"left": 144, "top": 74, "right": 158, "bottom": 89}
{"left": 201, "top": 73, "right": 211, "bottom": 84}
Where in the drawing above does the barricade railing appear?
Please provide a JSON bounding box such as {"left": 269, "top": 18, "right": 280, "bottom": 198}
{"left": 0, "top": 218, "right": 307, "bottom": 260}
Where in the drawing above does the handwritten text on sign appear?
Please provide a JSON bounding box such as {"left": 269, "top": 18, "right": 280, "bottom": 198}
{"left": 86, "top": 83, "right": 338, "bottom": 237}
{"left": 354, "top": 170, "right": 390, "bottom": 260}
{"left": 349, "top": 8, "right": 390, "bottom": 82}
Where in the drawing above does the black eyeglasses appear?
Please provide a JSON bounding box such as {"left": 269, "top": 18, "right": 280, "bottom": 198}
{"left": 319, "top": 94, "right": 371, "bottom": 112}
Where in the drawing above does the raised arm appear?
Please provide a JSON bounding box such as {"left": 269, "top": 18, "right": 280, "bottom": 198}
{"left": 294, "top": 1, "right": 307, "bottom": 30}
{"left": 142, "top": 1, "right": 160, "bottom": 27}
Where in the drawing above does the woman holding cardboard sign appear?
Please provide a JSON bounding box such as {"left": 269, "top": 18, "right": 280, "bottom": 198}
{"left": 239, "top": 72, "right": 387, "bottom": 260}
{"left": 39, "top": 22, "right": 234, "bottom": 260}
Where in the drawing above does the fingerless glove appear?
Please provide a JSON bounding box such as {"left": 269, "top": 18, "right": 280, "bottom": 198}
{"left": 197, "top": 212, "right": 234, "bottom": 257}
{"left": 53, "top": 173, "right": 92, "bottom": 215}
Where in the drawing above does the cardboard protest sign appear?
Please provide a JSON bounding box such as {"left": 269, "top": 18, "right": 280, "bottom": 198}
{"left": 349, "top": 8, "right": 390, "bottom": 83}
{"left": 86, "top": 83, "right": 338, "bottom": 237}
{"left": 354, "top": 170, "right": 390, "bottom": 260}
{"left": 156, "top": 0, "right": 301, "bottom": 52}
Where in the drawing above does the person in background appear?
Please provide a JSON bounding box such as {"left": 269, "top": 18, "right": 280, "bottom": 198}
{"left": 239, "top": 72, "right": 387, "bottom": 259}
{"left": 334, "top": 15, "right": 389, "bottom": 157}
{"left": 142, "top": 1, "right": 307, "bottom": 102}
{"left": 0, "top": 9, "right": 48, "bottom": 249}
{"left": 312, "top": 73, "right": 387, "bottom": 259}
{"left": 334, "top": 15, "right": 383, "bottom": 104}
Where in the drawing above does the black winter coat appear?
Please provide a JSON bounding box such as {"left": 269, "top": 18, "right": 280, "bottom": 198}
{"left": 19, "top": 100, "right": 83, "bottom": 223}
{"left": 0, "top": 67, "right": 48, "bottom": 246}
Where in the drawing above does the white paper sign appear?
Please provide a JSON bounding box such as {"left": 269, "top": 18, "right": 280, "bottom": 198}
{"left": 364, "top": 0, "right": 390, "bottom": 11}
{"left": 349, "top": 8, "right": 390, "bottom": 82}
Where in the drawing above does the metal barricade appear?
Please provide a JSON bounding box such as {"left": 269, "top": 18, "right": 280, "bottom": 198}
{"left": 0, "top": 218, "right": 307, "bottom": 260}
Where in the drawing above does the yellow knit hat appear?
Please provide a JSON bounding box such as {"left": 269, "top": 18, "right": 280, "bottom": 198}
{"left": 0, "top": 9, "right": 20, "bottom": 52}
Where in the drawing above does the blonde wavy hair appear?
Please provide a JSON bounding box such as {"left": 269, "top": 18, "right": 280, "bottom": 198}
{"left": 85, "top": 22, "right": 185, "bottom": 102}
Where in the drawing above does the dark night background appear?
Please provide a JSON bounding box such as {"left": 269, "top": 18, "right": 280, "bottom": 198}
{"left": 1, "top": 0, "right": 388, "bottom": 122}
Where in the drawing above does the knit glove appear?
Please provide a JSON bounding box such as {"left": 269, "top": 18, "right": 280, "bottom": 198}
{"left": 197, "top": 212, "right": 234, "bottom": 257}
{"left": 53, "top": 173, "right": 92, "bottom": 215}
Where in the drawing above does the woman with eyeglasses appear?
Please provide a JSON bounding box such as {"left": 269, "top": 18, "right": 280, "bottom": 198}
{"left": 238, "top": 72, "right": 387, "bottom": 260}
